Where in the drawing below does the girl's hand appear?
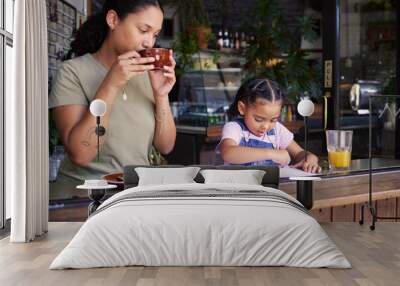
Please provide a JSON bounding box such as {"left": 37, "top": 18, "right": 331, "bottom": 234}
{"left": 148, "top": 50, "right": 176, "bottom": 98}
{"left": 271, "top": 149, "right": 291, "bottom": 166}
{"left": 105, "top": 50, "right": 155, "bottom": 90}
{"left": 290, "top": 154, "right": 322, "bottom": 173}
{"left": 302, "top": 161, "right": 322, "bottom": 173}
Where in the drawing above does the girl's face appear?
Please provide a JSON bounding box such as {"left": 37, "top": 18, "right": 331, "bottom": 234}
{"left": 106, "top": 6, "right": 163, "bottom": 54}
{"left": 238, "top": 98, "right": 282, "bottom": 137}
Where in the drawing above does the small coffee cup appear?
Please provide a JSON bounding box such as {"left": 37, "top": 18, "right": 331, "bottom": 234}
{"left": 139, "top": 48, "right": 171, "bottom": 70}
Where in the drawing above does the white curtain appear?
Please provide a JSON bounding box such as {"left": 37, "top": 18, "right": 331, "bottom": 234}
{"left": 7, "top": 0, "right": 49, "bottom": 242}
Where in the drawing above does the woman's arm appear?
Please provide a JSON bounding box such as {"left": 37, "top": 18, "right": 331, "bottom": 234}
{"left": 286, "top": 140, "right": 321, "bottom": 173}
{"left": 149, "top": 51, "right": 177, "bottom": 154}
{"left": 219, "top": 139, "right": 291, "bottom": 165}
{"left": 53, "top": 82, "right": 119, "bottom": 166}
{"left": 152, "top": 96, "right": 176, "bottom": 154}
{"left": 53, "top": 51, "right": 155, "bottom": 166}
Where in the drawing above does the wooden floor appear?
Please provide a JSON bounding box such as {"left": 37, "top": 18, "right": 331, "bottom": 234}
{"left": 1, "top": 222, "right": 400, "bottom": 286}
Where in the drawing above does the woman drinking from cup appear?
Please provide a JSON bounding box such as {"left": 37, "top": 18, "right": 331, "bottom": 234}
{"left": 49, "top": 0, "right": 176, "bottom": 180}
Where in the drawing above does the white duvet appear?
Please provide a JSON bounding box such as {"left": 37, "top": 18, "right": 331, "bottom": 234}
{"left": 50, "top": 183, "right": 351, "bottom": 269}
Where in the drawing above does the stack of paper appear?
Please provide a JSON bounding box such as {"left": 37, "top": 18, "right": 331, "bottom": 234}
{"left": 279, "top": 166, "right": 319, "bottom": 178}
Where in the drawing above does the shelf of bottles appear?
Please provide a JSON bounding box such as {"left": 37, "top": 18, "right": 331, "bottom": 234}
{"left": 215, "top": 27, "right": 256, "bottom": 53}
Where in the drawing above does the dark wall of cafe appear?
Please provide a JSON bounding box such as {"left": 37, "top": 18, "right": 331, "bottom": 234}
{"left": 204, "top": 0, "right": 306, "bottom": 34}
{"left": 90, "top": 0, "right": 313, "bottom": 40}
{"left": 90, "top": 0, "right": 103, "bottom": 14}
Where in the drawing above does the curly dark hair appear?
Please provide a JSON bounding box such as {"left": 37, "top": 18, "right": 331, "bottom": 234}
{"left": 227, "top": 78, "right": 284, "bottom": 120}
{"left": 66, "top": 0, "right": 163, "bottom": 59}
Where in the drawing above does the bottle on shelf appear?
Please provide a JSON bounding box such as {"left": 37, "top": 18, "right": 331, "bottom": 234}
{"left": 223, "top": 29, "right": 229, "bottom": 48}
{"left": 235, "top": 32, "right": 240, "bottom": 50}
{"left": 217, "top": 29, "right": 223, "bottom": 50}
{"left": 281, "top": 105, "right": 287, "bottom": 122}
{"left": 241, "top": 32, "right": 247, "bottom": 49}
{"left": 287, "top": 105, "right": 293, "bottom": 122}
{"left": 229, "top": 31, "right": 235, "bottom": 49}
{"left": 250, "top": 34, "right": 256, "bottom": 45}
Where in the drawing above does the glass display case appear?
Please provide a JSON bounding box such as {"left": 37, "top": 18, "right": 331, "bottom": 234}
{"left": 174, "top": 66, "right": 243, "bottom": 127}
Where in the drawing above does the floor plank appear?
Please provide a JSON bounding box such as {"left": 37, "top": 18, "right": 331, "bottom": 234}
{"left": 1, "top": 222, "right": 400, "bottom": 286}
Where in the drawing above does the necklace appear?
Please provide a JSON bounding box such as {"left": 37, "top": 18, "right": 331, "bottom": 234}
{"left": 122, "top": 88, "right": 127, "bottom": 101}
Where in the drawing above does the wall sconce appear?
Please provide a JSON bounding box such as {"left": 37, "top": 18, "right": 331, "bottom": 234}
{"left": 297, "top": 98, "right": 315, "bottom": 162}
{"left": 89, "top": 99, "right": 107, "bottom": 161}
{"left": 290, "top": 98, "right": 319, "bottom": 210}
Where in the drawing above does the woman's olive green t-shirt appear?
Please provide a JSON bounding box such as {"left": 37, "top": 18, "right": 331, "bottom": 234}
{"left": 49, "top": 53, "right": 155, "bottom": 180}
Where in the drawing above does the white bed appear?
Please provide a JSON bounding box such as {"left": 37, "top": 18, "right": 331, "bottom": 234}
{"left": 50, "top": 183, "right": 351, "bottom": 269}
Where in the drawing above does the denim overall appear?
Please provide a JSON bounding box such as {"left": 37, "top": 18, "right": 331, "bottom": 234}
{"left": 233, "top": 118, "right": 277, "bottom": 166}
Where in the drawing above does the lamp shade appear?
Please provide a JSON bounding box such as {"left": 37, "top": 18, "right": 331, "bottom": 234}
{"left": 89, "top": 99, "right": 107, "bottom": 117}
{"left": 297, "top": 99, "right": 315, "bottom": 117}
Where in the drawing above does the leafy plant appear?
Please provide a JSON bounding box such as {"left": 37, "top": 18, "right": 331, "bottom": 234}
{"left": 361, "top": 0, "right": 396, "bottom": 12}
{"left": 49, "top": 112, "right": 61, "bottom": 155}
{"left": 244, "top": 0, "right": 321, "bottom": 103}
{"left": 149, "top": 146, "right": 167, "bottom": 165}
{"left": 172, "top": 32, "right": 200, "bottom": 76}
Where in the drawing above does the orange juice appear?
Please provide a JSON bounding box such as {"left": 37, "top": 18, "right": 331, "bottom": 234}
{"left": 328, "top": 151, "right": 351, "bottom": 169}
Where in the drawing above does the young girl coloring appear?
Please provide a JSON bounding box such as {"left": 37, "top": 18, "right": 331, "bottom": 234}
{"left": 218, "top": 78, "right": 321, "bottom": 173}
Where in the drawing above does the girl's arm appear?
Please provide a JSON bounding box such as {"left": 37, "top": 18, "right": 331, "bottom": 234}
{"left": 286, "top": 140, "right": 321, "bottom": 173}
{"left": 219, "top": 139, "right": 291, "bottom": 165}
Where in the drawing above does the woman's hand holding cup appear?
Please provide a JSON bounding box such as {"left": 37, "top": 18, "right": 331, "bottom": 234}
{"left": 144, "top": 49, "right": 176, "bottom": 98}
{"left": 105, "top": 50, "right": 155, "bottom": 90}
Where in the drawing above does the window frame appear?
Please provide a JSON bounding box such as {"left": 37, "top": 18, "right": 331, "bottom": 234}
{"left": 0, "top": 0, "right": 5, "bottom": 230}
{"left": 0, "top": 32, "right": 3, "bottom": 230}
{"left": 1, "top": 0, "right": 13, "bottom": 230}
{"left": 5, "top": 0, "right": 14, "bottom": 34}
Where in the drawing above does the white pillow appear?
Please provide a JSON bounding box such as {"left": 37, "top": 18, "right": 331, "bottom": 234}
{"left": 135, "top": 167, "right": 201, "bottom": 186}
{"left": 200, "top": 169, "right": 266, "bottom": 185}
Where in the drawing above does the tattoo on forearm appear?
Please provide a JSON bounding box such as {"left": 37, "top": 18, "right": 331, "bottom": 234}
{"left": 155, "top": 108, "right": 168, "bottom": 135}
{"left": 80, "top": 127, "right": 96, "bottom": 148}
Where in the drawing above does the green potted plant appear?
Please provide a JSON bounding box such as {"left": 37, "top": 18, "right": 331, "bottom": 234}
{"left": 244, "top": 0, "right": 321, "bottom": 104}
{"left": 171, "top": 32, "right": 199, "bottom": 76}
{"left": 49, "top": 114, "right": 61, "bottom": 155}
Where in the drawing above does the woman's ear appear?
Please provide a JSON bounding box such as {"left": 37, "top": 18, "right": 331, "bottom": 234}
{"left": 106, "top": 10, "right": 120, "bottom": 31}
{"left": 237, "top": 101, "right": 246, "bottom": 116}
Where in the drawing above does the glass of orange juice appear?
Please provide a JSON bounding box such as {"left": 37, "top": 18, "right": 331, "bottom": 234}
{"left": 326, "top": 130, "right": 353, "bottom": 170}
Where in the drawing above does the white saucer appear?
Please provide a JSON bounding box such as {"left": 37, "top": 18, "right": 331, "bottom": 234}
{"left": 77, "top": 179, "right": 118, "bottom": 190}
{"left": 77, "top": 184, "right": 117, "bottom": 190}
{"left": 289, "top": 177, "right": 321, "bottom": 181}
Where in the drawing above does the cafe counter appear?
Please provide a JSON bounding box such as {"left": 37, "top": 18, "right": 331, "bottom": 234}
{"left": 280, "top": 158, "right": 400, "bottom": 223}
